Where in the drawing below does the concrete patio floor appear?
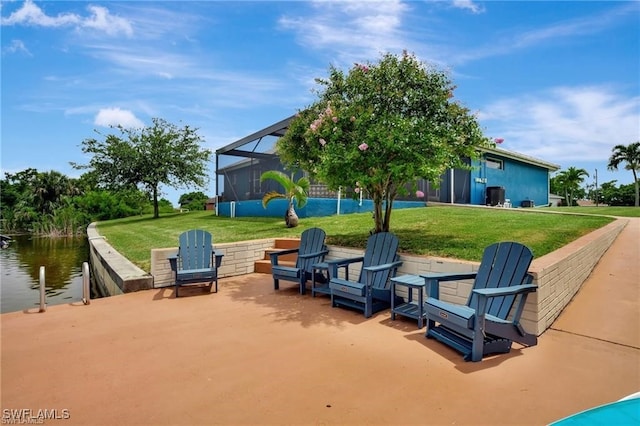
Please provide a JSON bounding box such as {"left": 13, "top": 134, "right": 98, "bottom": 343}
{"left": 1, "top": 219, "right": 638, "bottom": 425}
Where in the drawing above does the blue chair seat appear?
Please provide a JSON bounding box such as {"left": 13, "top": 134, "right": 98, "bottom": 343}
{"left": 330, "top": 278, "right": 366, "bottom": 297}
{"left": 169, "top": 229, "right": 223, "bottom": 297}
{"left": 270, "top": 228, "right": 328, "bottom": 295}
{"left": 423, "top": 241, "right": 537, "bottom": 362}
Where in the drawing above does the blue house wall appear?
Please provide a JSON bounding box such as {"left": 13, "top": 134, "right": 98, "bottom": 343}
{"left": 217, "top": 198, "right": 425, "bottom": 218}
{"left": 470, "top": 155, "right": 550, "bottom": 207}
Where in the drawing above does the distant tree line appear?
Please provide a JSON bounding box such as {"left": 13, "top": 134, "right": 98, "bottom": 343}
{"left": 551, "top": 142, "right": 639, "bottom": 207}
{"left": 0, "top": 168, "right": 174, "bottom": 236}
{"left": 0, "top": 118, "right": 214, "bottom": 235}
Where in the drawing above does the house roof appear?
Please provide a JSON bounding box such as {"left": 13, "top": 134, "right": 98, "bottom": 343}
{"left": 217, "top": 115, "right": 561, "bottom": 172}
{"left": 482, "top": 146, "right": 561, "bottom": 172}
{"left": 216, "top": 115, "right": 294, "bottom": 160}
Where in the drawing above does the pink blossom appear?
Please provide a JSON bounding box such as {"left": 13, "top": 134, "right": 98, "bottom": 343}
{"left": 319, "top": 138, "right": 326, "bottom": 146}
{"left": 350, "top": 116, "right": 356, "bottom": 122}
{"left": 416, "top": 190, "right": 425, "bottom": 198}
{"left": 332, "top": 116, "right": 338, "bottom": 123}
{"left": 358, "top": 143, "right": 369, "bottom": 151}
{"left": 355, "top": 187, "right": 360, "bottom": 194}
{"left": 494, "top": 138, "right": 504, "bottom": 144}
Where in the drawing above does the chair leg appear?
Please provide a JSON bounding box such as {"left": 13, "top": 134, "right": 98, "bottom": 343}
{"left": 299, "top": 276, "right": 306, "bottom": 295}
{"left": 273, "top": 278, "right": 279, "bottom": 290}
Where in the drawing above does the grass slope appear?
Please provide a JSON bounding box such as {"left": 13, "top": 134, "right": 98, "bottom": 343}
{"left": 96, "top": 205, "right": 615, "bottom": 272}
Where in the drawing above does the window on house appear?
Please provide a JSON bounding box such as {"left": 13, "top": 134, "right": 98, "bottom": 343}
{"left": 253, "top": 169, "right": 262, "bottom": 193}
{"left": 486, "top": 157, "right": 504, "bottom": 170}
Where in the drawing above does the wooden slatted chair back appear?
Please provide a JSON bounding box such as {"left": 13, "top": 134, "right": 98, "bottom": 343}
{"left": 358, "top": 232, "right": 400, "bottom": 289}
{"left": 178, "top": 229, "right": 213, "bottom": 271}
{"left": 296, "top": 227, "right": 327, "bottom": 271}
{"left": 467, "top": 241, "right": 534, "bottom": 319}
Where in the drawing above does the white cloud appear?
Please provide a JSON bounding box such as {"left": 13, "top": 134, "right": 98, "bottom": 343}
{"left": 452, "top": 0, "right": 485, "bottom": 14}
{"left": 81, "top": 5, "right": 133, "bottom": 36}
{"left": 451, "top": 3, "right": 638, "bottom": 65}
{"left": 278, "top": 0, "right": 410, "bottom": 64}
{"left": 2, "top": 39, "right": 31, "bottom": 55}
{"left": 478, "top": 86, "right": 640, "bottom": 163}
{"left": 1, "top": 0, "right": 80, "bottom": 27}
{"left": 1, "top": 0, "right": 133, "bottom": 36}
{"left": 94, "top": 108, "right": 144, "bottom": 129}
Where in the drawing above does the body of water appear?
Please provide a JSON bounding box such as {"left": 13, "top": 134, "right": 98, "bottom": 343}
{"left": 0, "top": 235, "right": 92, "bottom": 313}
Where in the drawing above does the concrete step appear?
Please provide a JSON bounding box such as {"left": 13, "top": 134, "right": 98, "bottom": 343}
{"left": 254, "top": 237, "right": 301, "bottom": 275}
{"left": 255, "top": 259, "right": 296, "bottom": 274}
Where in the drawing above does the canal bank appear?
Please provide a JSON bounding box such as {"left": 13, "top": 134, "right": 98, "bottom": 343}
{"left": 87, "top": 223, "right": 153, "bottom": 294}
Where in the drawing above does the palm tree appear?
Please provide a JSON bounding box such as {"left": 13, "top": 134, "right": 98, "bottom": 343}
{"left": 556, "top": 167, "right": 589, "bottom": 206}
{"left": 260, "top": 170, "right": 310, "bottom": 227}
{"left": 608, "top": 142, "right": 640, "bottom": 207}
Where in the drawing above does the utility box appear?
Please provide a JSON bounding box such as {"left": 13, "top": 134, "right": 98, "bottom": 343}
{"left": 486, "top": 186, "right": 505, "bottom": 206}
{"left": 521, "top": 200, "right": 535, "bottom": 208}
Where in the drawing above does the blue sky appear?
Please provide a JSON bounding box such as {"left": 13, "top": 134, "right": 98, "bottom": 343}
{"left": 2, "top": 0, "right": 639, "bottom": 205}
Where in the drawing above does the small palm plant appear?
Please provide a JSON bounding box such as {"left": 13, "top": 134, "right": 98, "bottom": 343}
{"left": 260, "top": 170, "right": 310, "bottom": 227}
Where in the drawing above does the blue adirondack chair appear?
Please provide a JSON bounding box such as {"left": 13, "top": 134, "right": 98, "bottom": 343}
{"left": 423, "top": 241, "right": 538, "bottom": 362}
{"left": 168, "top": 229, "right": 224, "bottom": 297}
{"left": 328, "top": 232, "right": 403, "bottom": 318}
{"left": 270, "top": 227, "right": 328, "bottom": 295}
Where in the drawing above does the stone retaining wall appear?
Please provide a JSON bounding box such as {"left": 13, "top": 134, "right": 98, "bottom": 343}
{"left": 113, "top": 218, "right": 627, "bottom": 336}
{"left": 151, "top": 239, "right": 276, "bottom": 288}
{"left": 87, "top": 223, "right": 153, "bottom": 294}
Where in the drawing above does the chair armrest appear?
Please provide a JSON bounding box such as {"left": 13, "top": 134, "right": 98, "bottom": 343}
{"left": 420, "top": 272, "right": 477, "bottom": 300}
{"left": 473, "top": 284, "right": 538, "bottom": 324}
{"left": 269, "top": 248, "right": 300, "bottom": 266}
{"left": 325, "top": 256, "right": 364, "bottom": 281}
{"left": 325, "top": 256, "right": 364, "bottom": 267}
{"left": 212, "top": 250, "right": 224, "bottom": 268}
{"left": 167, "top": 252, "right": 179, "bottom": 272}
{"left": 420, "top": 272, "right": 477, "bottom": 282}
{"left": 363, "top": 260, "right": 403, "bottom": 273}
{"left": 472, "top": 284, "right": 537, "bottom": 298}
{"left": 298, "top": 249, "right": 330, "bottom": 259}
{"left": 270, "top": 248, "right": 300, "bottom": 257}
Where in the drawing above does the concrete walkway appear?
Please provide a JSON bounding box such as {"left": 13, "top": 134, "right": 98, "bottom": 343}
{"left": 1, "top": 219, "right": 638, "bottom": 425}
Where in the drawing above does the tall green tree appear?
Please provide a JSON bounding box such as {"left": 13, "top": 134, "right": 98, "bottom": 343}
{"left": 260, "top": 170, "right": 309, "bottom": 228}
{"left": 555, "top": 167, "right": 589, "bottom": 206}
{"left": 277, "top": 52, "right": 491, "bottom": 233}
{"left": 73, "top": 118, "right": 212, "bottom": 218}
{"left": 608, "top": 141, "right": 640, "bottom": 207}
{"left": 178, "top": 191, "right": 209, "bottom": 211}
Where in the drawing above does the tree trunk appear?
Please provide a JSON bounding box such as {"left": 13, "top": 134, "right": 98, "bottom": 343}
{"left": 372, "top": 193, "right": 383, "bottom": 234}
{"left": 153, "top": 186, "right": 159, "bottom": 219}
{"left": 634, "top": 171, "right": 639, "bottom": 207}
{"left": 285, "top": 204, "right": 299, "bottom": 228}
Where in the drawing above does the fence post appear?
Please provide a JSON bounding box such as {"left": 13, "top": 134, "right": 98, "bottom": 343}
{"left": 39, "top": 266, "right": 46, "bottom": 312}
{"left": 82, "top": 261, "right": 90, "bottom": 305}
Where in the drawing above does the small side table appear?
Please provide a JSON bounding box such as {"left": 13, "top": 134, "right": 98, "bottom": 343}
{"left": 311, "top": 262, "right": 331, "bottom": 297}
{"left": 390, "top": 275, "right": 427, "bottom": 328}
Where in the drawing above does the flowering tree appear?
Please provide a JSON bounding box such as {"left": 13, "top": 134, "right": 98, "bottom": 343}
{"left": 277, "top": 52, "right": 492, "bottom": 233}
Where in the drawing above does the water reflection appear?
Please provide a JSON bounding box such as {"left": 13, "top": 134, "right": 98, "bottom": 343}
{"left": 1, "top": 235, "right": 90, "bottom": 313}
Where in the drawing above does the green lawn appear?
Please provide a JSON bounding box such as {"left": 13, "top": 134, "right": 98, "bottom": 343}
{"left": 96, "top": 205, "right": 615, "bottom": 272}
{"left": 546, "top": 206, "right": 640, "bottom": 217}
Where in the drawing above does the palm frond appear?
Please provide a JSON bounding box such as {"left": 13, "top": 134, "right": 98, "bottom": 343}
{"left": 261, "top": 191, "right": 286, "bottom": 208}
